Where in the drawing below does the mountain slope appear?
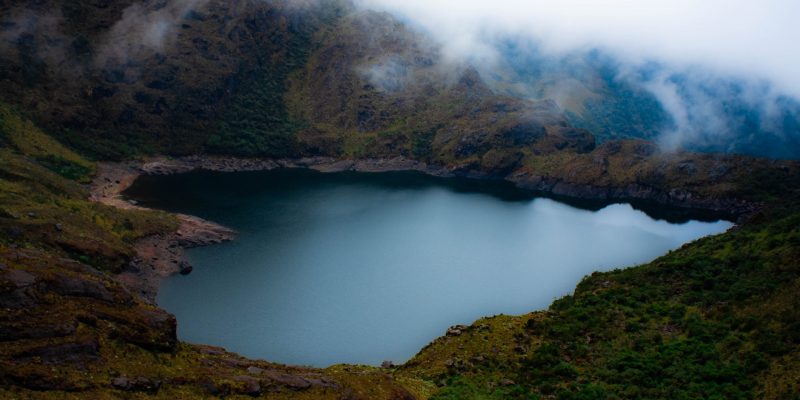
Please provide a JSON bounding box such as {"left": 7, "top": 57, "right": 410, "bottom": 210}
{"left": 1, "top": 1, "right": 800, "bottom": 399}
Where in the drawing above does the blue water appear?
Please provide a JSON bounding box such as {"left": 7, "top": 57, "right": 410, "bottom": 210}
{"left": 125, "top": 169, "right": 733, "bottom": 367}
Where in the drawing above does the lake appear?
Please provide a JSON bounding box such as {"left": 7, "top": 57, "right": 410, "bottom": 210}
{"left": 124, "top": 169, "right": 733, "bottom": 367}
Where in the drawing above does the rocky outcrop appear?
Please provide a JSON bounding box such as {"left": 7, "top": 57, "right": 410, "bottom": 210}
{"left": 90, "top": 162, "right": 237, "bottom": 301}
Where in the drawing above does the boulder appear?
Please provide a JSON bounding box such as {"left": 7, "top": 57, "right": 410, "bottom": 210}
{"left": 246, "top": 366, "right": 265, "bottom": 374}
{"left": 446, "top": 325, "right": 468, "bottom": 336}
{"left": 179, "top": 261, "right": 193, "bottom": 275}
{"left": 264, "top": 371, "right": 311, "bottom": 390}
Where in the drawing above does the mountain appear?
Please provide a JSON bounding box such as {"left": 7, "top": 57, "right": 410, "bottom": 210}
{"left": 483, "top": 41, "right": 800, "bottom": 159}
{"left": 1, "top": 0, "right": 799, "bottom": 399}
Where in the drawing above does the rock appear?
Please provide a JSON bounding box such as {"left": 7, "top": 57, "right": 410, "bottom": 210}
{"left": 446, "top": 325, "right": 468, "bottom": 336}
{"left": 14, "top": 337, "right": 100, "bottom": 364}
{"left": 264, "top": 371, "right": 311, "bottom": 390}
{"left": 0, "top": 321, "right": 77, "bottom": 342}
{"left": 196, "top": 345, "right": 226, "bottom": 355}
{"left": 381, "top": 360, "right": 395, "bottom": 369}
{"left": 179, "top": 261, "right": 193, "bottom": 275}
{"left": 246, "top": 366, "right": 265, "bottom": 374}
{"left": 219, "top": 357, "right": 249, "bottom": 368}
{"left": 111, "top": 376, "right": 162, "bottom": 393}
{"left": 3, "top": 269, "right": 36, "bottom": 288}
{"left": 46, "top": 275, "right": 115, "bottom": 302}
{"left": 233, "top": 375, "right": 262, "bottom": 396}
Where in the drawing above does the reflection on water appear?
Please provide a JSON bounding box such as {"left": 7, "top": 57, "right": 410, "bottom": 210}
{"left": 125, "top": 169, "right": 733, "bottom": 367}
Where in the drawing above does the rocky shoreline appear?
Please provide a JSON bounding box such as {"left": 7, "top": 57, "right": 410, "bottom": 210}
{"left": 89, "top": 162, "right": 237, "bottom": 301}
{"left": 89, "top": 154, "right": 754, "bottom": 301}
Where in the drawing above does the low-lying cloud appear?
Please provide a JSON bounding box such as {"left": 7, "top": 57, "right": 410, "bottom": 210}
{"left": 97, "top": 0, "right": 210, "bottom": 66}
{"left": 356, "top": 0, "right": 800, "bottom": 155}
{"left": 356, "top": 0, "right": 800, "bottom": 98}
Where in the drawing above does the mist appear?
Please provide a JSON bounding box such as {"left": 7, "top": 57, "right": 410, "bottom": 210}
{"left": 96, "top": 0, "right": 211, "bottom": 67}
{"left": 355, "top": 0, "right": 800, "bottom": 157}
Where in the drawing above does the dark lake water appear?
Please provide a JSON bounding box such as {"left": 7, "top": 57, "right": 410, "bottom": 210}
{"left": 125, "top": 169, "right": 733, "bottom": 367}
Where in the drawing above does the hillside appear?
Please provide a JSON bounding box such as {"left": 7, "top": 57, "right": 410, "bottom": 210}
{"left": 1, "top": 0, "right": 799, "bottom": 399}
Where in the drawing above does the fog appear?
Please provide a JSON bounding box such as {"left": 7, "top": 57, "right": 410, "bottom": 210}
{"left": 356, "top": 0, "right": 800, "bottom": 156}
{"left": 1, "top": 0, "right": 796, "bottom": 156}
{"left": 96, "top": 0, "right": 210, "bottom": 66}
{"left": 356, "top": 0, "right": 800, "bottom": 97}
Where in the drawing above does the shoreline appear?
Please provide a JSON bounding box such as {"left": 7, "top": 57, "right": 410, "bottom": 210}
{"left": 131, "top": 154, "right": 759, "bottom": 215}
{"left": 89, "top": 161, "right": 237, "bottom": 301}
{"left": 89, "top": 154, "right": 752, "bottom": 302}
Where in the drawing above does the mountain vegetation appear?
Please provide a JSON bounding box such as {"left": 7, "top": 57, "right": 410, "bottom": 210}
{"left": 0, "top": 0, "right": 798, "bottom": 399}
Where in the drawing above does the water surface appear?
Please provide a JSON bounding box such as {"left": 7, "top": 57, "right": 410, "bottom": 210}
{"left": 125, "top": 169, "right": 732, "bottom": 367}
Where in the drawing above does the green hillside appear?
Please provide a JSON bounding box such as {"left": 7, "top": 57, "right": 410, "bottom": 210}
{"left": 0, "top": 0, "right": 799, "bottom": 399}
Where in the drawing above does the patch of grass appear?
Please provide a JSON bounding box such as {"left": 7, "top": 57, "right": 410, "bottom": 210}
{"left": 0, "top": 102, "right": 95, "bottom": 182}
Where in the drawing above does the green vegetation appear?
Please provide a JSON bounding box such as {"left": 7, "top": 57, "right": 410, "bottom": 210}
{"left": 0, "top": 103, "right": 95, "bottom": 182}
{"left": 206, "top": 6, "right": 332, "bottom": 157}
{"left": 0, "top": 1, "right": 799, "bottom": 398}
{"left": 0, "top": 109, "right": 176, "bottom": 271}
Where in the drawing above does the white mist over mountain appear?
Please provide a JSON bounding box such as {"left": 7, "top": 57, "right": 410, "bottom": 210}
{"left": 356, "top": 0, "right": 800, "bottom": 155}
{"left": 97, "top": 0, "right": 211, "bottom": 66}
{"left": 356, "top": 0, "right": 800, "bottom": 98}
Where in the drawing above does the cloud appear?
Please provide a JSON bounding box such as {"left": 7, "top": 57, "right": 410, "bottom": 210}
{"left": 96, "top": 0, "right": 210, "bottom": 66}
{"left": 353, "top": 0, "right": 800, "bottom": 155}
{"left": 358, "top": 55, "right": 411, "bottom": 92}
{"left": 355, "top": 0, "right": 800, "bottom": 98}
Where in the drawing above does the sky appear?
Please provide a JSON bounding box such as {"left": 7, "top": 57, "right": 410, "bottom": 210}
{"left": 356, "top": 0, "right": 800, "bottom": 99}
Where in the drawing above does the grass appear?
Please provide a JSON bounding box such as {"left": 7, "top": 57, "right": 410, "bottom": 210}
{"left": 0, "top": 102, "right": 177, "bottom": 272}
{"left": 0, "top": 102, "right": 95, "bottom": 182}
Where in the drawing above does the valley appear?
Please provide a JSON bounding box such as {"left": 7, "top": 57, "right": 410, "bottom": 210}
{"left": 1, "top": 0, "right": 799, "bottom": 399}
